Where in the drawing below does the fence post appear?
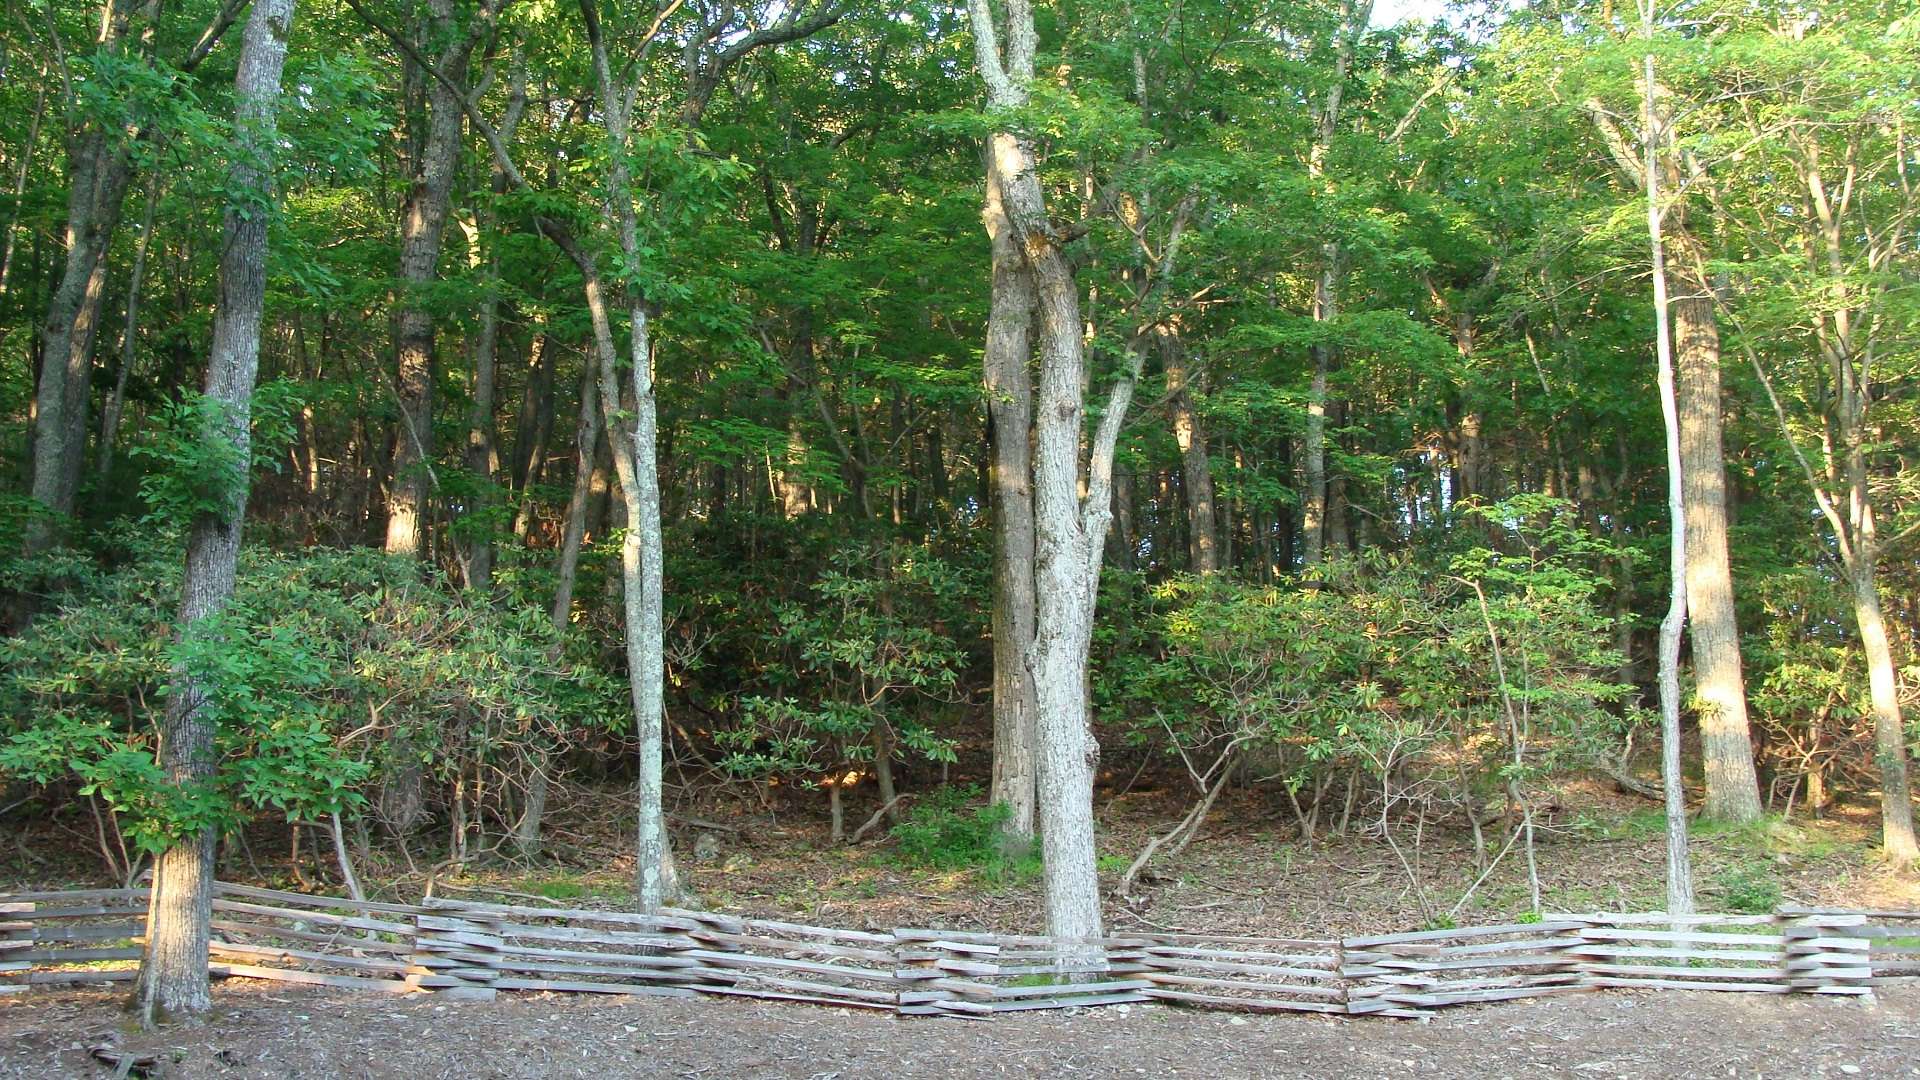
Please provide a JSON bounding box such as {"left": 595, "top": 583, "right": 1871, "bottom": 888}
{"left": 0, "top": 900, "right": 30, "bottom": 995}
{"left": 1781, "top": 910, "right": 1873, "bottom": 998}
{"left": 408, "top": 901, "right": 501, "bottom": 1001}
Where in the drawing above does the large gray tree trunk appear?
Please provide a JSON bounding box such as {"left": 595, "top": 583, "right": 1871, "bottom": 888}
{"left": 132, "top": 0, "right": 295, "bottom": 1024}
{"left": 970, "top": 0, "right": 1143, "bottom": 954}
{"left": 26, "top": 123, "right": 133, "bottom": 552}
{"left": 983, "top": 141, "right": 1038, "bottom": 840}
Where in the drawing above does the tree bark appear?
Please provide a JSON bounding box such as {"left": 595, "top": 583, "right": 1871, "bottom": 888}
{"left": 1298, "top": 0, "right": 1370, "bottom": 570}
{"left": 983, "top": 139, "right": 1038, "bottom": 840}
{"left": 133, "top": 0, "right": 295, "bottom": 1024}
{"left": 97, "top": 178, "right": 162, "bottom": 480}
{"left": 384, "top": 0, "right": 484, "bottom": 558}
{"left": 1644, "top": 51, "right": 1694, "bottom": 918}
{"left": 971, "top": 0, "right": 1121, "bottom": 953}
{"left": 1164, "top": 333, "right": 1218, "bottom": 574}
{"left": 1671, "top": 260, "right": 1763, "bottom": 823}
{"left": 550, "top": 368, "right": 602, "bottom": 631}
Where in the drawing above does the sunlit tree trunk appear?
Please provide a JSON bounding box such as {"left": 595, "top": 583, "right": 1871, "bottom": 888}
{"left": 133, "top": 0, "right": 295, "bottom": 1023}
{"left": 983, "top": 140, "right": 1038, "bottom": 840}
{"left": 384, "top": 0, "right": 486, "bottom": 558}
{"left": 1642, "top": 46, "right": 1694, "bottom": 917}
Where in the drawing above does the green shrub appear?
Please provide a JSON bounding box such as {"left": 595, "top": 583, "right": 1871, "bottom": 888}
{"left": 1713, "top": 862, "right": 1784, "bottom": 914}
{"left": 888, "top": 786, "right": 1037, "bottom": 883}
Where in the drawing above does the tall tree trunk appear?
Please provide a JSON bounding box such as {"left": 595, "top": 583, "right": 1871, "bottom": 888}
{"left": 133, "top": 0, "right": 295, "bottom": 1023}
{"left": 26, "top": 124, "right": 133, "bottom": 552}
{"left": 98, "top": 178, "right": 161, "bottom": 479}
{"left": 384, "top": 0, "right": 480, "bottom": 558}
{"left": 575, "top": 3, "right": 680, "bottom": 909}
{"left": 1587, "top": 52, "right": 1763, "bottom": 826}
{"left": 550, "top": 368, "right": 602, "bottom": 631}
{"left": 1671, "top": 257, "right": 1762, "bottom": 823}
{"left": 1849, "top": 552, "right": 1917, "bottom": 865}
{"left": 983, "top": 141, "right": 1038, "bottom": 840}
{"left": 1298, "top": 0, "right": 1371, "bottom": 570}
{"left": 0, "top": 77, "right": 48, "bottom": 296}
{"left": 971, "top": 0, "right": 1126, "bottom": 953}
{"left": 1164, "top": 333, "right": 1218, "bottom": 574}
{"left": 1644, "top": 49, "right": 1694, "bottom": 917}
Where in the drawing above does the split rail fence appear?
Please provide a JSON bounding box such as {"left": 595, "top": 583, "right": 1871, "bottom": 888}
{"left": 3, "top": 883, "right": 1915, "bottom": 1019}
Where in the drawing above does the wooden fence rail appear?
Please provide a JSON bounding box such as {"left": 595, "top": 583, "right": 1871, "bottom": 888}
{"left": 2, "top": 884, "right": 1914, "bottom": 1018}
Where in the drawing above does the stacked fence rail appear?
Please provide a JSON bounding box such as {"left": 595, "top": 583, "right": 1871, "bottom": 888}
{"left": 2, "top": 883, "right": 1914, "bottom": 1018}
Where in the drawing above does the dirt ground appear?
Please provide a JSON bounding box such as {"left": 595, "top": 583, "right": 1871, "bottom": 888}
{"left": 4, "top": 979, "right": 1918, "bottom": 1079}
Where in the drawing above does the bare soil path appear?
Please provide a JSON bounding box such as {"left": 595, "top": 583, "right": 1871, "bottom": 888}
{"left": 4, "top": 981, "right": 1918, "bottom": 1079}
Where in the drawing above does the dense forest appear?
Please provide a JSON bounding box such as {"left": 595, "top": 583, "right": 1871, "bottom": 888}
{"left": 2, "top": 0, "right": 1917, "bottom": 1022}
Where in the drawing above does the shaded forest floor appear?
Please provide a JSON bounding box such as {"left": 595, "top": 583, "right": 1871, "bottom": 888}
{"left": 418, "top": 776, "right": 1920, "bottom": 938}
{"left": 5, "top": 977, "right": 1919, "bottom": 1078}
{"left": 7, "top": 773, "right": 1919, "bottom": 939}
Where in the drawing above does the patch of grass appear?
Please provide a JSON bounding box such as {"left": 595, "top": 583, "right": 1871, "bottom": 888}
{"left": 532, "top": 878, "right": 588, "bottom": 900}
{"left": 888, "top": 785, "right": 1041, "bottom": 885}
{"left": 1096, "top": 854, "right": 1130, "bottom": 874}
{"left": 1712, "top": 861, "right": 1784, "bottom": 914}
{"left": 1570, "top": 806, "right": 1667, "bottom": 841}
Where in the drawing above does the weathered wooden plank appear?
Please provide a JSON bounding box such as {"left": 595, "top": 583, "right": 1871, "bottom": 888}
{"left": 211, "top": 918, "right": 412, "bottom": 955}
{"left": 989, "top": 992, "right": 1152, "bottom": 1012}
{"left": 468, "top": 957, "right": 705, "bottom": 983}
{"left": 1139, "top": 945, "right": 1337, "bottom": 967}
{"left": 488, "top": 977, "right": 700, "bottom": 998}
{"left": 1, "top": 889, "right": 144, "bottom": 905}
{"left": 1576, "top": 928, "right": 1784, "bottom": 947}
{"left": 1581, "top": 963, "right": 1790, "bottom": 981}
{"left": 207, "top": 940, "right": 411, "bottom": 975}
{"left": 704, "top": 973, "right": 899, "bottom": 1005}
{"left": 1343, "top": 955, "right": 1576, "bottom": 976}
{"left": 464, "top": 942, "right": 704, "bottom": 971}
{"left": 28, "top": 968, "right": 139, "bottom": 985}
{"left": 1551, "top": 912, "right": 1777, "bottom": 927}
{"left": 215, "top": 883, "right": 423, "bottom": 917}
{"left": 695, "top": 983, "right": 898, "bottom": 1010}
{"left": 1139, "top": 987, "right": 1351, "bottom": 1015}
{"left": 419, "top": 896, "right": 710, "bottom": 933}
{"left": 981, "top": 979, "right": 1153, "bottom": 1000}
{"left": 1587, "top": 975, "right": 1788, "bottom": 993}
{"left": 20, "top": 947, "right": 144, "bottom": 964}
{"left": 210, "top": 962, "right": 413, "bottom": 993}
{"left": 1141, "top": 955, "right": 1346, "bottom": 982}
{"left": 1345, "top": 922, "right": 1584, "bottom": 948}
{"left": 1569, "top": 944, "right": 1783, "bottom": 963}
{"left": 29, "top": 923, "right": 142, "bottom": 943}
{"left": 1381, "top": 982, "right": 1596, "bottom": 1008}
{"left": 896, "top": 955, "right": 998, "bottom": 977}
{"left": 730, "top": 917, "right": 892, "bottom": 945}
{"left": 1136, "top": 972, "right": 1347, "bottom": 1000}
{"left": 3, "top": 906, "right": 144, "bottom": 922}
{"left": 213, "top": 899, "right": 412, "bottom": 937}
{"left": 479, "top": 921, "right": 690, "bottom": 953}
{"left": 679, "top": 948, "right": 895, "bottom": 983}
